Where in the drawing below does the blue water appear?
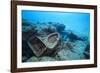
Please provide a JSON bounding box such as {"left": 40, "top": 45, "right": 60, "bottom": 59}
{"left": 22, "top": 10, "right": 90, "bottom": 38}
{"left": 22, "top": 10, "right": 90, "bottom": 61}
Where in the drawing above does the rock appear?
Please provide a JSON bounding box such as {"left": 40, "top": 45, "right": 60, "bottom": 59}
{"left": 66, "top": 30, "right": 86, "bottom": 42}
{"left": 22, "top": 40, "right": 34, "bottom": 62}
{"left": 22, "top": 56, "right": 28, "bottom": 62}
{"left": 57, "top": 48, "right": 84, "bottom": 60}
{"left": 42, "top": 25, "right": 57, "bottom": 35}
{"left": 72, "top": 41, "right": 87, "bottom": 55}
{"left": 53, "top": 23, "right": 65, "bottom": 33}
{"left": 84, "top": 44, "right": 90, "bottom": 59}
{"left": 40, "top": 56, "right": 56, "bottom": 61}
{"left": 22, "top": 20, "right": 37, "bottom": 41}
{"left": 26, "top": 56, "right": 39, "bottom": 62}
{"left": 57, "top": 40, "right": 87, "bottom": 60}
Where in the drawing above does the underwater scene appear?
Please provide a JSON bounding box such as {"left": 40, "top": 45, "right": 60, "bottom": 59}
{"left": 22, "top": 10, "right": 90, "bottom": 62}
